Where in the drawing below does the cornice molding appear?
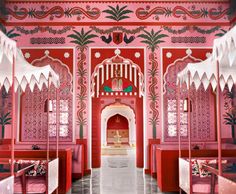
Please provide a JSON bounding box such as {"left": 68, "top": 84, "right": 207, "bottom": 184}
{"left": 4, "top": 21, "right": 230, "bottom": 26}
{"left": 6, "top": 0, "right": 230, "bottom": 4}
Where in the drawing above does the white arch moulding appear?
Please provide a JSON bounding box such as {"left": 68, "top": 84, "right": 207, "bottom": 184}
{"left": 91, "top": 53, "right": 145, "bottom": 98}
{"left": 101, "top": 104, "right": 136, "bottom": 147}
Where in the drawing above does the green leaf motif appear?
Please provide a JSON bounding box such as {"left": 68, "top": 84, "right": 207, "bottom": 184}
{"left": 103, "top": 5, "right": 133, "bottom": 21}
{"left": 138, "top": 29, "right": 168, "bottom": 52}
{"left": 224, "top": 113, "right": 236, "bottom": 125}
{"left": 67, "top": 28, "right": 98, "bottom": 50}
{"left": 0, "top": 112, "right": 12, "bottom": 126}
{"left": 104, "top": 86, "right": 113, "bottom": 92}
{"left": 0, "top": 24, "right": 20, "bottom": 39}
{"left": 215, "top": 29, "right": 227, "bottom": 37}
{"left": 123, "top": 86, "right": 132, "bottom": 92}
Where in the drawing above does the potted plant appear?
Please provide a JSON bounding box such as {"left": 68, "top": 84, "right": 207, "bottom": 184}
{"left": 0, "top": 112, "right": 11, "bottom": 139}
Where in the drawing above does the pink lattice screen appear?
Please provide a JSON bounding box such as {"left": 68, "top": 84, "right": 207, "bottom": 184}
{"left": 21, "top": 57, "right": 73, "bottom": 142}
{"left": 164, "top": 57, "right": 216, "bottom": 142}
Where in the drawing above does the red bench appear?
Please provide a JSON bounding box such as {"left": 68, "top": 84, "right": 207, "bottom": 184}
{"left": 0, "top": 149, "right": 72, "bottom": 194}
{"left": 156, "top": 147, "right": 236, "bottom": 192}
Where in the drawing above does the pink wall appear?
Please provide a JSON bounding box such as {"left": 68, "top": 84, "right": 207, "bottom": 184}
{"left": 1, "top": 0, "right": 232, "bottom": 168}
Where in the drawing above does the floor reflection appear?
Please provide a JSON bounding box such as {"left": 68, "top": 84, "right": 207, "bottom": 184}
{"left": 69, "top": 148, "right": 178, "bottom": 194}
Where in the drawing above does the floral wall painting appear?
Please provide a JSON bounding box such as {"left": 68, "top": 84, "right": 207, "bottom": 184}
{"left": 0, "top": 89, "right": 11, "bottom": 139}
{"left": 0, "top": 23, "right": 20, "bottom": 39}
{"left": 103, "top": 5, "right": 133, "bottom": 21}
{"left": 138, "top": 29, "right": 168, "bottom": 139}
{"left": 68, "top": 28, "right": 98, "bottom": 139}
{"left": 223, "top": 86, "right": 236, "bottom": 144}
{"left": 2, "top": 0, "right": 231, "bottom": 148}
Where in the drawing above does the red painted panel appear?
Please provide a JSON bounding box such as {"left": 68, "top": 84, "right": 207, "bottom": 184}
{"left": 91, "top": 48, "right": 144, "bottom": 73}
{"left": 92, "top": 98, "right": 101, "bottom": 168}
{"left": 162, "top": 48, "right": 212, "bottom": 76}
{"left": 136, "top": 97, "right": 143, "bottom": 168}
{"left": 107, "top": 114, "right": 128, "bottom": 129}
{"left": 156, "top": 148, "right": 236, "bottom": 192}
{"left": 76, "top": 139, "right": 88, "bottom": 174}
{"left": 100, "top": 78, "right": 137, "bottom": 93}
{"left": 146, "top": 139, "right": 160, "bottom": 176}
{"left": 21, "top": 48, "right": 74, "bottom": 75}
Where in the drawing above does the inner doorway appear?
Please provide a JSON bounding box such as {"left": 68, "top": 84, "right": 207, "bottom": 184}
{"left": 101, "top": 102, "right": 136, "bottom": 157}
{"left": 106, "top": 114, "right": 129, "bottom": 145}
{"left": 90, "top": 48, "right": 145, "bottom": 168}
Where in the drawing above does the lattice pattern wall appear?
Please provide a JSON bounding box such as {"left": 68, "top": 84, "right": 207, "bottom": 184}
{"left": 164, "top": 56, "right": 215, "bottom": 141}
{"left": 21, "top": 56, "right": 73, "bottom": 142}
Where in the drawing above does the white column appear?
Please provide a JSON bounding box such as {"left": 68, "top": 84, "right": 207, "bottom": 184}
{"left": 120, "top": 64, "right": 123, "bottom": 78}
{"left": 101, "top": 66, "right": 104, "bottom": 85}
{"left": 96, "top": 71, "right": 99, "bottom": 98}
{"left": 129, "top": 64, "right": 132, "bottom": 82}
{"left": 139, "top": 74, "right": 141, "bottom": 97}
{"left": 115, "top": 64, "right": 118, "bottom": 75}
{"left": 106, "top": 64, "right": 109, "bottom": 80}
{"left": 130, "top": 117, "right": 136, "bottom": 146}
{"left": 101, "top": 118, "right": 107, "bottom": 146}
{"left": 134, "top": 67, "right": 137, "bottom": 87}
{"left": 111, "top": 64, "right": 114, "bottom": 78}
{"left": 125, "top": 64, "right": 128, "bottom": 79}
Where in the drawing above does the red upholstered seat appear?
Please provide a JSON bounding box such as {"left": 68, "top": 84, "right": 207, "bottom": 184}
{"left": 14, "top": 177, "right": 46, "bottom": 194}
{"left": 192, "top": 176, "right": 218, "bottom": 193}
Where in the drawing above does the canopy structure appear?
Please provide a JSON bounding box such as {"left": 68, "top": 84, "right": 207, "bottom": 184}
{"left": 177, "top": 25, "right": 236, "bottom": 91}
{"left": 177, "top": 24, "right": 236, "bottom": 192}
{"left": 0, "top": 31, "right": 60, "bottom": 93}
{"left": 212, "top": 25, "right": 236, "bottom": 67}
{"left": 177, "top": 55, "right": 236, "bottom": 91}
{"left": 0, "top": 30, "right": 60, "bottom": 193}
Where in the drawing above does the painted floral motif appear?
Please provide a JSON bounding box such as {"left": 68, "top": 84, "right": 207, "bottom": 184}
{"left": 136, "top": 7, "right": 171, "bottom": 20}
{"left": 163, "top": 26, "right": 221, "bottom": 35}
{"left": 65, "top": 6, "right": 100, "bottom": 20}
{"left": 103, "top": 5, "right": 133, "bottom": 21}
{"left": 15, "top": 26, "right": 75, "bottom": 35}
{"left": 90, "top": 26, "right": 145, "bottom": 35}
{"left": 68, "top": 28, "right": 98, "bottom": 139}
{"left": 138, "top": 29, "right": 168, "bottom": 52}
{"left": 136, "top": 5, "right": 229, "bottom": 20}
{"left": 0, "top": 23, "right": 20, "bottom": 38}
{"left": 138, "top": 29, "right": 168, "bottom": 138}
{"left": 215, "top": 28, "right": 228, "bottom": 37}
{"left": 6, "top": 5, "right": 100, "bottom": 20}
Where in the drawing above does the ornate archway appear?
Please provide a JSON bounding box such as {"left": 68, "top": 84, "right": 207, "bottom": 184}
{"left": 163, "top": 53, "right": 216, "bottom": 142}
{"left": 90, "top": 48, "right": 145, "bottom": 168}
{"left": 21, "top": 52, "right": 73, "bottom": 142}
{"left": 101, "top": 103, "right": 136, "bottom": 146}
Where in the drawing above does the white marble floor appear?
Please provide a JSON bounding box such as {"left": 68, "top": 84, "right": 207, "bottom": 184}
{"left": 69, "top": 148, "right": 178, "bottom": 194}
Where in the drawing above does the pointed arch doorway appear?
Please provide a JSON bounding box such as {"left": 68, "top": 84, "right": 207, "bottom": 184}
{"left": 90, "top": 48, "right": 145, "bottom": 168}
{"left": 101, "top": 102, "right": 136, "bottom": 147}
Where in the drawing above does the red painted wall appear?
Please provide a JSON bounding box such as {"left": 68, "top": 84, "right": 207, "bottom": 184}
{"left": 136, "top": 97, "right": 143, "bottom": 168}
{"left": 107, "top": 114, "right": 128, "bottom": 130}
{"left": 92, "top": 98, "right": 101, "bottom": 168}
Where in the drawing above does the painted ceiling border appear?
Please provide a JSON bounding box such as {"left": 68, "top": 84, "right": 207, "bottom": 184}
{"left": 5, "top": 22, "right": 230, "bottom": 26}
{"left": 7, "top": 0, "right": 230, "bottom": 4}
